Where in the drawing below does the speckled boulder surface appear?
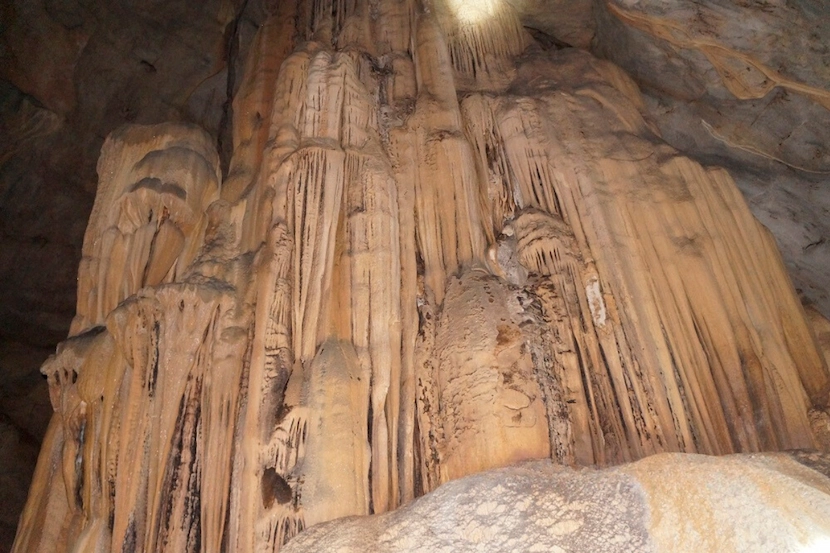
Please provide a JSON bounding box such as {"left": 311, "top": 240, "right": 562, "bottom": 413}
{"left": 283, "top": 452, "right": 830, "bottom": 553}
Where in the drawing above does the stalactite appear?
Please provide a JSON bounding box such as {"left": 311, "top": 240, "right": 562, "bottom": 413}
{"left": 432, "top": 0, "right": 526, "bottom": 90}
{"left": 71, "top": 125, "right": 221, "bottom": 336}
{"left": 14, "top": 2, "right": 830, "bottom": 553}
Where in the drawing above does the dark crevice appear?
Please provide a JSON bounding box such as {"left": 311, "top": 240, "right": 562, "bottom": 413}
{"left": 804, "top": 237, "right": 826, "bottom": 251}
{"left": 148, "top": 320, "right": 160, "bottom": 397}
{"left": 262, "top": 467, "right": 293, "bottom": 508}
{"left": 524, "top": 26, "right": 572, "bottom": 50}
{"left": 217, "top": 0, "right": 252, "bottom": 177}
{"left": 74, "top": 419, "right": 86, "bottom": 509}
{"left": 139, "top": 60, "right": 157, "bottom": 73}
{"left": 367, "top": 398, "right": 374, "bottom": 514}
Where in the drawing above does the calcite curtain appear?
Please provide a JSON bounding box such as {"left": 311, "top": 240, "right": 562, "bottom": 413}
{"left": 14, "top": 0, "right": 830, "bottom": 551}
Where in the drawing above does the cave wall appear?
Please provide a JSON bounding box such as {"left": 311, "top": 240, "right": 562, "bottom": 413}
{"left": 0, "top": 0, "right": 260, "bottom": 545}
{"left": 2, "top": 0, "right": 829, "bottom": 551}
{"left": 593, "top": 0, "right": 830, "bottom": 316}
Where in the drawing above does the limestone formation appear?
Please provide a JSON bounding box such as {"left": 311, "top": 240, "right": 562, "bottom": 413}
{"left": 12, "top": 0, "right": 830, "bottom": 551}
{"left": 594, "top": 0, "right": 830, "bottom": 315}
{"left": 596, "top": 0, "right": 830, "bottom": 173}
{"left": 280, "top": 452, "right": 830, "bottom": 553}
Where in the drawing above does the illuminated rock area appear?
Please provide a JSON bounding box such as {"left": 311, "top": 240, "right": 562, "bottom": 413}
{"left": 11, "top": 0, "right": 830, "bottom": 551}
{"left": 282, "top": 452, "right": 830, "bottom": 553}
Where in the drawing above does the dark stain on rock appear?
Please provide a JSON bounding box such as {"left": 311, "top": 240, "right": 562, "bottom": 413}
{"left": 496, "top": 324, "right": 519, "bottom": 346}
{"left": 262, "top": 467, "right": 292, "bottom": 508}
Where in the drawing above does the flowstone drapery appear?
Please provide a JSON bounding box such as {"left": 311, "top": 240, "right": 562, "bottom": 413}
{"left": 14, "top": 1, "right": 830, "bottom": 551}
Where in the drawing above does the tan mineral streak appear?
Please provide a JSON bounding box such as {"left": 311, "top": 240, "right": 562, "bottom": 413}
{"left": 605, "top": 1, "right": 830, "bottom": 110}
{"left": 222, "top": 5, "right": 299, "bottom": 206}
{"left": 622, "top": 453, "right": 830, "bottom": 553}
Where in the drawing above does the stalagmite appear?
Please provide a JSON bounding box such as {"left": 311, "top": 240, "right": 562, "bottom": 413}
{"left": 13, "top": 1, "right": 830, "bottom": 552}
{"left": 415, "top": 271, "right": 551, "bottom": 489}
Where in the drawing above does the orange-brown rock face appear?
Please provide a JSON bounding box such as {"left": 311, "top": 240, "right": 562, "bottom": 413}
{"left": 13, "top": 1, "right": 830, "bottom": 552}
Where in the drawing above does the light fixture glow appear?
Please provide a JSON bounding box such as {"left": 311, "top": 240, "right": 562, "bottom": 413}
{"left": 446, "top": 0, "right": 500, "bottom": 25}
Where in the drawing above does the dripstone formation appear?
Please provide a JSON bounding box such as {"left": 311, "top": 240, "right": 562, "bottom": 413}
{"left": 13, "top": 0, "right": 830, "bottom": 551}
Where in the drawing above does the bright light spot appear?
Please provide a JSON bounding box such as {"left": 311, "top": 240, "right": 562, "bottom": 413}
{"left": 586, "top": 277, "right": 607, "bottom": 328}
{"left": 446, "top": 0, "right": 500, "bottom": 24}
{"left": 800, "top": 535, "right": 830, "bottom": 553}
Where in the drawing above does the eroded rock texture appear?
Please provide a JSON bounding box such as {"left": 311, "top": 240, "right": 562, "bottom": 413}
{"left": 281, "top": 452, "right": 830, "bottom": 553}
{"left": 1, "top": 2, "right": 260, "bottom": 541}
{"left": 595, "top": 0, "right": 830, "bottom": 314}
{"left": 11, "top": 0, "right": 830, "bottom": 551}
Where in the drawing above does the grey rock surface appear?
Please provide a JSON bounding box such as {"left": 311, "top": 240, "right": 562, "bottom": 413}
{"left": 594, "top": 0, "right": 830, "bottom": 315}
{"left": 283, "top": 452, "right": 830, "bottom": 553}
